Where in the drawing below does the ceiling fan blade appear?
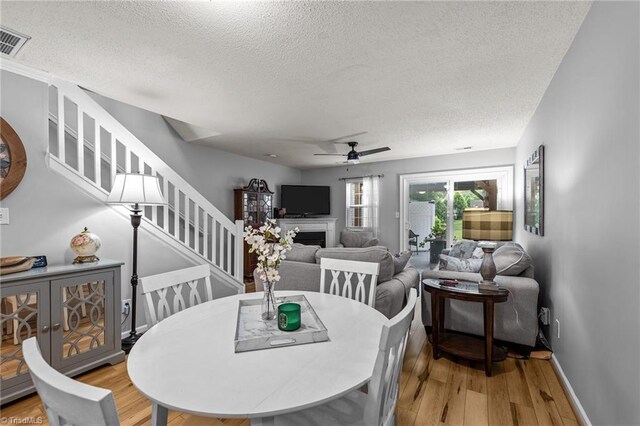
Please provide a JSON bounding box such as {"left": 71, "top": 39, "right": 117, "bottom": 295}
{"left": 314, "top": 153, "right": 347, "bottom": 156}
{"left": 358, "top": 147, "right": 391, "bottom": 157}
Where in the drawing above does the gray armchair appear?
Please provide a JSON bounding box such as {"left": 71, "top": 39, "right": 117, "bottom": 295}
{"left": 421, "top": 241, "right": 539, "bottom": 348}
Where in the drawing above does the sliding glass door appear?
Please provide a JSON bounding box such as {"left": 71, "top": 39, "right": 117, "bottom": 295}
{"left": 407, "top": 181, "right": 449, "bottom": 252}
{"left": 399, "top": 166, "right": 513, "bottom": 257}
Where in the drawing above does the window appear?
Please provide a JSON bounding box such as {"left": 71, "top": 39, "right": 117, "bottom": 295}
{"left": 345, "top": 176, "right": 380, "bottom": 235}
{"left": 346, "top": 180, "right": 365, "bottom": 227}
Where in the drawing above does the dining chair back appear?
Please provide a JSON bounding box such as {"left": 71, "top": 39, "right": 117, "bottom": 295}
{"left": 365, "top": 288, "right": 417, "bottom": 426}
{"left": 22, "top": 337, "right": 120, "bottom": 426}
{"left": 319, "top": 257, "right": 379, "bottom": 308}
{"left": 140, "top": 264, "right": 213, "bottom": 327}
{"left": 271, "top": 288, "right": 417, "bottom": 426}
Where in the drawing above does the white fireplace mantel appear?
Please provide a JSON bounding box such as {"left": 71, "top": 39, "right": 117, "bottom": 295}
{"left": 277, "top": 218, "right": 338, "bottom": 247}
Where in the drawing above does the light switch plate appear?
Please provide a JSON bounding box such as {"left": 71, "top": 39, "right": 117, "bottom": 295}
{"left": 0, "top": 208, "right": 9, "bottom": 225}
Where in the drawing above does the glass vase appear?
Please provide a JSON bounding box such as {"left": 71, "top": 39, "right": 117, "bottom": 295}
{"left": 262, "top": 279, "right": 277, "bottom": 320}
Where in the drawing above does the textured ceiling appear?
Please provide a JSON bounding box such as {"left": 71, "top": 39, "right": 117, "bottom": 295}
{"left": 1, "top": 1, "right": 590, "bottom": 169}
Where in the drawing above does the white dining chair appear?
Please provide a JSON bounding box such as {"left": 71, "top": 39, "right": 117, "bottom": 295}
{"left": 319, "top": 257, "right": 380, "bottom": 308}
{"left": 272, "top": 288, "right": 417, "bottom": 426}
{"left": 140, "top": 264, "right": 214, "bottom": 327}
{"left": 22, "top": 337, "right": 120, "bottom": 426}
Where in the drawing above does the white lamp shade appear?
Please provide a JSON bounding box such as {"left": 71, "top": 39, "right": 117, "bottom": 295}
{"left": 106, "top": 174, "right": 165, "bottom": 206}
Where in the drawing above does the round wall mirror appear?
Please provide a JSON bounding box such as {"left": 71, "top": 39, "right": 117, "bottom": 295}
{"left": 0, "top": 117, "right": 27, "bottom": 200}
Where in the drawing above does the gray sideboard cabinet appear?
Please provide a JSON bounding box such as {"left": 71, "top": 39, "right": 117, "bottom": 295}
{"left": 0, "top": 259, "right": 125, "bottom": 404}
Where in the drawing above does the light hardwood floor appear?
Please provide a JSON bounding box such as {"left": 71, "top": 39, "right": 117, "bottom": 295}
{"left": 1, "top": 293, "right": 578, "bottom": 426}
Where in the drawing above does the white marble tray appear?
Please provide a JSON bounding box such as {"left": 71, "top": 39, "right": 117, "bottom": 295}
{"left": 234, "top": 294, "right": 329, "bottom": 353}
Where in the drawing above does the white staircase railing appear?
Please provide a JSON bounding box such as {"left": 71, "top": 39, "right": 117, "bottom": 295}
{"left": 47, "top": 77, "right": 244, "bottom": 293}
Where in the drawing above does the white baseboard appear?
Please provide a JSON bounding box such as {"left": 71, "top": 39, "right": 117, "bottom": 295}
{"left": 121, "top": 324, "right": 149, "bottom": 339}
{"left": 551, "top": 354, "right": 592, "bottom": 426}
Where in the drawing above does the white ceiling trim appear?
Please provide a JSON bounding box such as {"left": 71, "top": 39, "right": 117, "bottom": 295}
{"left": 0, "top": 58, "right": 50, "bottom": 83}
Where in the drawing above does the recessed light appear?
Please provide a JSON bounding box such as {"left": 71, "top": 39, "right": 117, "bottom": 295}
{"left": 266, "top": 154, "right": 278, "bottom": 158}
{"left": 418, "top": 191, "right": 426, "bottom": 194}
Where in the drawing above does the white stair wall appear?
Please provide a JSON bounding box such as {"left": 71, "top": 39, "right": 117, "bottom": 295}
{"left": 47, "top": 77, "right": 244, "bottom": 294}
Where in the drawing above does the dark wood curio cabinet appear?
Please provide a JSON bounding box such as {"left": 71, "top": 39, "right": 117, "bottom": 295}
{"left": 234, "top": 179, "right": 274, "bottom": 279}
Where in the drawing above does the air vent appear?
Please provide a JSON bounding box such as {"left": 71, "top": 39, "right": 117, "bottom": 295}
{"left": 0, "top": 26, "right": 31, "bottom": 57}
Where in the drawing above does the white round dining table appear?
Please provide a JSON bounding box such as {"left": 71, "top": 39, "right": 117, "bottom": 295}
{"left": 127, "top": 291, "right": 388, "bottom": 425}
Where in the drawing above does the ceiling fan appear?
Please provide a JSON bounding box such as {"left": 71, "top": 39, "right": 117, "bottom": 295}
{"left": 314, "top": 141, "right": 390, "bottom": 164}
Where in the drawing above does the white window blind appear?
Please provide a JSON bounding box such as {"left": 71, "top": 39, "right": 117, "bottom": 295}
{"left": 345, "top": 176, "right": 380, "bottom": 236}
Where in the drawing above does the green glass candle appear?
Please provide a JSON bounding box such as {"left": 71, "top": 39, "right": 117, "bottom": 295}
{"left": 278, "top": 303, "right": 301, "bottom": 331}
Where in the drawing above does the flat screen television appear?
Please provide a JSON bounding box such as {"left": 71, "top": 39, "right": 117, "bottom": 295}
{"left": 280, "top": 185, "right": 330, "bottom": 216}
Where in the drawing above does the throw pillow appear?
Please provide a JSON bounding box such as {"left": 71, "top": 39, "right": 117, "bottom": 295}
{"left": 284, "top": 243, "right": 320, "bottom": 264}
{"left": 393, "top": 251, "right": 412, "bottom": 274}
{"left": 362, "top": 238, "right": 379, "bottom": 248}
{"left": 438, "top": 254, "right": 483, "bottom": 272}
{"left": 471, "top": 247, "right": 485, "bottom": 259}
{"left": 493, "top": 243, "right": 532, "bottom": 276}
{"left": 448, "top": 240, "right": 478, "bottom": 259}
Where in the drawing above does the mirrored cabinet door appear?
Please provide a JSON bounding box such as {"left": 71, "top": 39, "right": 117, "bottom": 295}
{"left": 0, "top": 281, "right": 50, "bottom": 389}
{"left": 50, "top": 271, "right": 115, "bottom": 369}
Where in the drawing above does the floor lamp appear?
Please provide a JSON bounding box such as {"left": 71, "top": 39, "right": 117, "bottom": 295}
{"left": 462, "top": 209, "right": 513, "bottom": 289}
{"left": 107, "top": 173, "right": 166, "bottom": 353}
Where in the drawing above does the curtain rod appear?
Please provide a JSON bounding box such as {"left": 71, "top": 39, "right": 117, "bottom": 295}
{"left": 338, "top": 174, "right": 385, "bottom": 181}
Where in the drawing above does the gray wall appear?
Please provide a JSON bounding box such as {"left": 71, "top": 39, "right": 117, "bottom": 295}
{"left": 301, "top": 148, "right": 515, "bottom": 252}
{"left": 0, "top": 70, "right": 301, "bottom": 332}
{"left": 514, "top": 3, "right": 639, "bottom": 424}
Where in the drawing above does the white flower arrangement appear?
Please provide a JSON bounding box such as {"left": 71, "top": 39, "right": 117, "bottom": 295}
{"left": 244, "top": 219, "right": 298, "bottom": 284}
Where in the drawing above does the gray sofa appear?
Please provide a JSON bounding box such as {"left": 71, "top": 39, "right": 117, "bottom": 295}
{"left": 421, "top": 241, "right": 539, "bottom": 347}
{"left": 336, "top": 230, "right": 379, "bottom": 248}
{"left": 254, "top": 244, "right": 419, "bottom": 319}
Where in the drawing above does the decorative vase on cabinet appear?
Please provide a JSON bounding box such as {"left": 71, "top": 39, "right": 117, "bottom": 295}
{"left": 234, "top": 179, "right": 274, "bottom": 278}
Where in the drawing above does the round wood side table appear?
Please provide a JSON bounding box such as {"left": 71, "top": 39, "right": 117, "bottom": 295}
{"left": 423, "top": 279, "right": 509, "bottom": 376}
